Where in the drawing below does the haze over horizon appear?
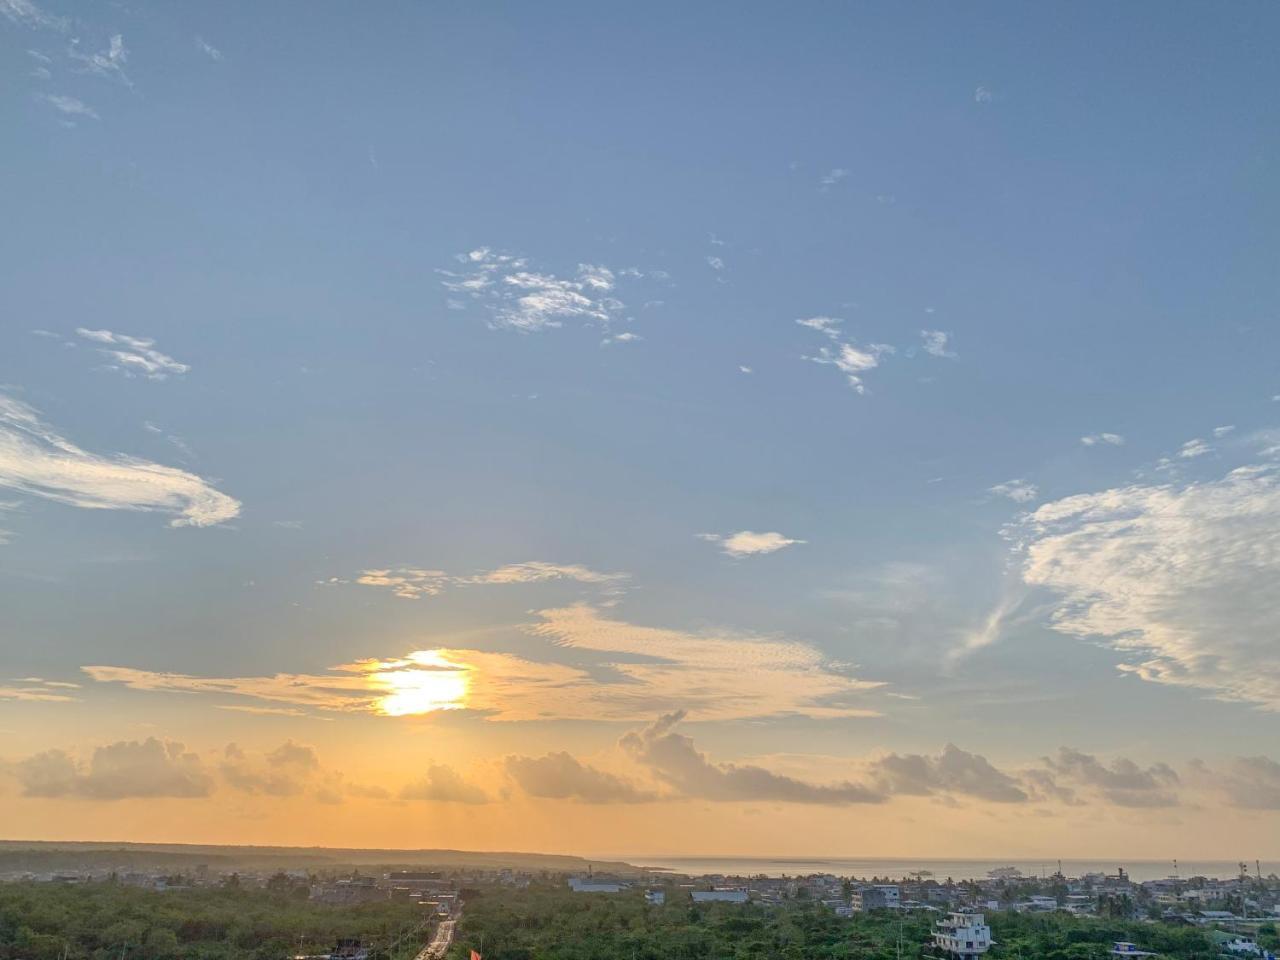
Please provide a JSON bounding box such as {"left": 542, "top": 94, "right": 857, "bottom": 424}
{"left": 3, "top": 1, "right": 1280, "bottom": 860}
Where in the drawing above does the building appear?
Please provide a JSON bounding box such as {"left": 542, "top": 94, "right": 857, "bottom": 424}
{"left": 853, "top": 885, "right": 901, "bottom": 912}
{"left": 569, "top": 877, "right": 627, "bottom": 894}
{"left": 692, "top": 889, "right": 749, "bottom": 903}
{"left": 330, "top": 940, "right": 369, "bottom": 960}
{"left": 931, "top": 911, "right": 992, "bottom": 960}
{"left": 1109, "top": 943, "right": 1156, "bottom": 958}
{"left": 645, "top": 889, "right": 666, "bottom": 905}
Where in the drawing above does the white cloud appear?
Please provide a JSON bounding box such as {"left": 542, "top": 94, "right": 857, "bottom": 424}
{"left": 602, "top": 331, "right": 641, "bottom": 346}
{"left": 819, "top": 168, "right": 849, "bottom": 189}
{"left": 1179, "top": 438, "right": 1211, "bottom": 459}
{"left": 1016, "top": 465, "right": 1280, "bottom": 710}
{"left": 69, "top": 33, "right": 130, "bottom": 86}
{"left": 697, "top": 530, "right": 805, "bottom": 557}
{"left": 1213, "top": 424, "right": 1236, "bottom": 438}
{"left": 974, "top": 86, "right": 993, "bottom": 103}
{"left": 348, "top": 561, "right": 627, "bottom": 600}
{"left": 75, "top": 328, "right": 190, "bottom": 379}
{"left": 705, "top": 255, "right": 725, "bottom": 271}
{"left": 195, "top": 36, "right": 222, "bottom": 61}
{"left": 920, "top": 329, "right": 956, "bottom": 358}
{"left": 39, "top": 93, "right": 98, "bottom": 120}
{"left": 738, "top": 365, "right": 753, "bottom": 374}
{"left": 1081, "top": 433, "right": 1125, "bottom": 447}
{"left": 796, "top": 317, "right": 893, "bottom": 394}
{"left": 0, "top": 393, "right": 240, "bottom": 527}
{"left": 989, "top": 478, "right": 1038, "bottom": 503}
{"left": 1, "top": 0, "right": 66, "bottom": 31}
{"left": 440, "top": 249, "right": 639, "bottom": 333}
{"left": 0, "top": 677, "right": 79, "bottom": 702}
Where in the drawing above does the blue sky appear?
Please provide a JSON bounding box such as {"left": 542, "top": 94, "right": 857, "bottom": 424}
{"left": 2, "top": 1, "right": 1280, "bottom": 854}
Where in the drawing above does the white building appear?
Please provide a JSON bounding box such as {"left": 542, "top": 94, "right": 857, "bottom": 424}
{"left": 931, "top": 911, "right": 992, "bottom": 960}
{"left": 1110, "top": 943, "right": 1156, "bottom": 958}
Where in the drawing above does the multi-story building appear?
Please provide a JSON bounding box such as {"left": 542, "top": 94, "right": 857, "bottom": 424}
{"left": 852, "top": 884, "right": 901, "bottom": 911}
{"left": 931, "top": 911, "right": 992, "bottom": 960}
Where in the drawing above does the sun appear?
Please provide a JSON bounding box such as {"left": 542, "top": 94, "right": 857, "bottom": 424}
{"left": 372, "top": 650, "right": 471, "bottom": 717}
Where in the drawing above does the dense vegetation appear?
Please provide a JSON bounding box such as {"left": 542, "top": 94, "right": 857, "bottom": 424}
{"left": 451, "top": 884, "right": 1234, "bottom": 960}
{"left": 0, "top": 881, "right": 428, "bottom": 960}
{"left": 4, "top": 879, "right": 1272, "bottom": 960}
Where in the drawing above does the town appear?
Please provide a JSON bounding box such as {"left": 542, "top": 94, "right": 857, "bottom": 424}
{"left": 4, "top": 853, "right": 1279, "bottom": 960}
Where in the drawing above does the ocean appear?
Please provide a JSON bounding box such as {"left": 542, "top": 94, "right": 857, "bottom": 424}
{"left": 619, "top": 857, "right": 1278, "bottom": 882}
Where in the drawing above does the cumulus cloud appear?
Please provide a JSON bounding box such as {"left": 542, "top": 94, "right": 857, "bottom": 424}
{"left": 504, "top": 752, "right": 654, "bottom": 803}
{"left": 85, "top": 604, "right": 882, "bottom": 722}
{"left": 697, "top": 530, "right": 804, "bottom": 557}
{"left": 920, "top": 330, "right": 956, "bottom": 358}
{"left": 348, "top": 561, "right": 627, "bottom": 600}
{"left": 15, "top": 738, "right": 213, "bottom": 800}
{"left": 0, "top": 394, "right": 240, "bottom": 527}
{"left": 1191, "top": 756, "right": 1280, "bottom": 810}
{"left": 1040, "top": 748, "right": 1179, "bottom": 807}
{"left": 621, "top": 712, "right": 882, "bottom": 804}
{"left": 989, "top": 478, "right": 1038, "bottom": 503}
{"left": 1016, "top": 465, "right": 1280, "bottom": 709}
{"left": 869, "top": 744, "right": 1028, "bottom": 803}
{"left": 400, "top": 764, "right": 489, "bottom": 804}
{"left": 76, "top": 328, "right": 189, "bottom": 379}
{"left": 440, "top": 248, "right": 648, "bottom": 334}
{"left": 1080, "top": 433, "right": 1125, "bottom": 447}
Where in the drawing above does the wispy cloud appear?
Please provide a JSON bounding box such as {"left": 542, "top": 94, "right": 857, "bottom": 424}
{"left": 440, "top": 248, "right": 644, "bottom": 333}
{"left": 76, "top": 328, "right": 190, "bottom": 379}
{"left": 68, "top": 33, "right": 130, "bottom": 87}
{"left": 1080, "top": 433, "right": 1125, "bottom": 446}
{"left": 1016, "top": 464, "right": 1280, "bottom": 710}
{"left": 39, "top": 93, "right": 98, "bottom": 121}
{"left": 989, "top": 478, "right": 1038, "bottom": 503}
{"left": 195, "top": 36, "right": 222, "bottom": 61}
{"left": 1, "top": 0, "right": 67, "bottom": 31}
{"left": 84, "top": 604, "right": 883, "bottom": 722}
{"left": 819, "top": 168, "right": 849, "bottom": 189}
{"left": 796, "top": 316, "right": 893, "bottom": 394}
{"left": 344, "top": 561, "right": 627, "bottom": 600}
{"left": 1179, "top": 437, "right": 1211, "bottom": 459}
{"left": 974, "top": 85, "right": 994, "bottom": 103}
{"left": 697, "top": 530, "right": 804, "bottom": 558}
{"left": 920, "top": 329, "right": 957, "bottom": 358}
{"left": 0, "top": 393, "right": 239, "bottom": 528}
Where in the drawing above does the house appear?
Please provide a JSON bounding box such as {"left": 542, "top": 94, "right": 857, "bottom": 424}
{"left": 645, "top": 889, "right": 666, "bottom": 905}
{"left": 330, "top": 940, "right": 369, "bottom": 960}
{"left": 931, "top": 911, "right": 992, "bottom": 960}
{"left": 853, "top": 885, "right": 901, "bottom": 911}
{"left": 569, "top": 877, "right": 627, "bottom": 893}
{"left": 692, "top": 889, "right": 749, "bottom": 903}
{"left": 1110, "top": 943, "right": 1157, "bottom": 957}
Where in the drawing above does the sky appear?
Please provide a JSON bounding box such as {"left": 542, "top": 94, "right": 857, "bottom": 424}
{"left": 2, "top": 0, "right": 1280, "bottom": 860}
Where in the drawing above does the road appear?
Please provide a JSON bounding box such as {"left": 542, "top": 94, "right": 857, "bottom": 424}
{"left": 413, "top": 919, "right": 456, "bottom": 960}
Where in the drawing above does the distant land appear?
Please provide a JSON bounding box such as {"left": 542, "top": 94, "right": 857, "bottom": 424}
{"left": 0, "top": 839, "right": 642, "bottom": 876}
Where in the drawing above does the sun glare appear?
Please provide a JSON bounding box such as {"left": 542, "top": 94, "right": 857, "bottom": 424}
{"left": 373, "top": 650, "right": 471, "bottom": 716}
